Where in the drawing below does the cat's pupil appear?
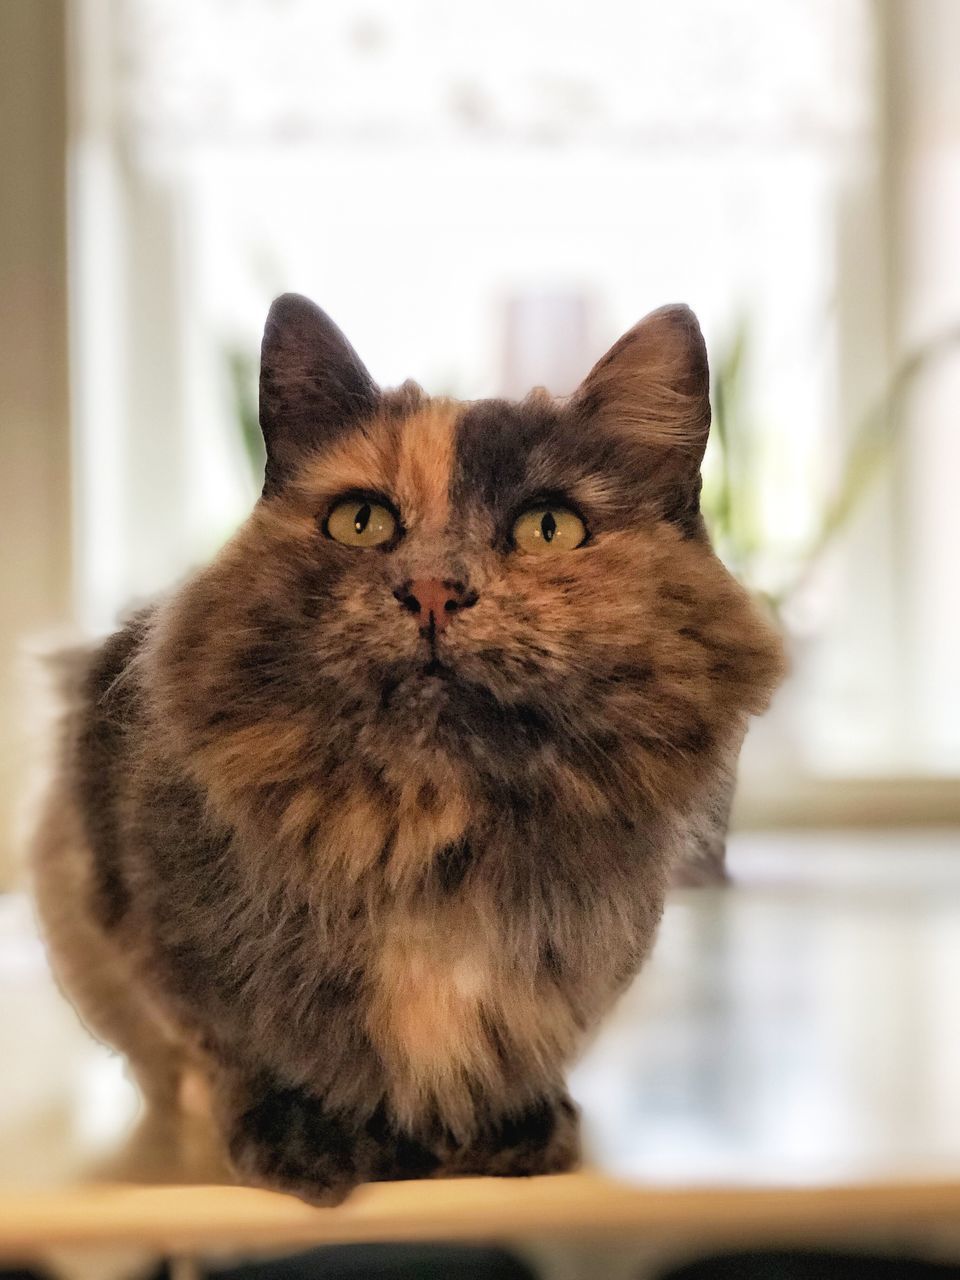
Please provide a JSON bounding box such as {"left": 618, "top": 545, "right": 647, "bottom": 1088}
{"left": 541, "top": 512, "right": 557, "bottom": 543}
{"left": 354, "top": 504, "right": 371, "bottom": 534}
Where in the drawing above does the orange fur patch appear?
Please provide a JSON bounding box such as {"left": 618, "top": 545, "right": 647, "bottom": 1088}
{"left": 370, "top": 914, "right": 489, "bottom": 1103}
{"left": 293, "top": 400, "right": 459, "bottom": 536}
{"left": 393, "top": 400, "right": 458, "bottom": 535}
{"left": 386, "top": 761, "right": 470, "bottom": 888}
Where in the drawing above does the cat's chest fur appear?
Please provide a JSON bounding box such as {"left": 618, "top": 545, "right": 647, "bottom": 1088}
{"left": 363, "top": 894, "right": 577, "bottom": 1134}
{"left": 350, "top": 785, "right": 576, "bottom": 1131}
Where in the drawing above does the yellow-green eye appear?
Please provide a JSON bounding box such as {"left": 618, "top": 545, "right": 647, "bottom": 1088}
{"left": 325, "top": 498, "right": 398, "bottom": 549}
{"left": 511, "top": 506, "right": 587, "bottom": 555}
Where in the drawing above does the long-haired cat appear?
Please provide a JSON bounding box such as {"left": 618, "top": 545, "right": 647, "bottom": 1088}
{"left": 32, "top": 295, "right": 784, "bottom": 1203}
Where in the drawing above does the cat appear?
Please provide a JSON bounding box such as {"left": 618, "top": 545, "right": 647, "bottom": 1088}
{"left": 31, "top": 294, "right": 784, "bottom": 1204}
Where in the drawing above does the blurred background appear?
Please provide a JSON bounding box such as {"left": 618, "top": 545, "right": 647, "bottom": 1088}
{"left": 2, "top": 2, "right": 960, "bottom": 1276}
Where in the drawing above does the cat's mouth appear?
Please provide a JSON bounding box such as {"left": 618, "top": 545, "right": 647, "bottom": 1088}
{"left": 417, "top": 629, "right": 457, "bottom": 681}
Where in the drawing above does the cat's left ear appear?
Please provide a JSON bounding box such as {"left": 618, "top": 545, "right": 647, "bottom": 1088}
{"left": 573, "top": 304, "right": 710, "bottom": 531}
{"left": 259, "top": 293, "right": 380, "bottom": 495}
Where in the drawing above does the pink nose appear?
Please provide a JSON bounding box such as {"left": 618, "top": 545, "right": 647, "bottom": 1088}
{"left": 396, "top": 578, "right": 476, "bottom": 633}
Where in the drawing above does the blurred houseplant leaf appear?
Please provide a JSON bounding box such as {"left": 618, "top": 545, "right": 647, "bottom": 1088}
{"left": 226, "top": 346, "right": 266, "bottom": 490}
{"left": 703, "top": 320, "right": 960, "bottom": 617}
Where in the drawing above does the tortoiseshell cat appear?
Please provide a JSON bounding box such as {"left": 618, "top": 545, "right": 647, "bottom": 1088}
{"left": 32, "top": 295, "right": 783, "bottom": 1203}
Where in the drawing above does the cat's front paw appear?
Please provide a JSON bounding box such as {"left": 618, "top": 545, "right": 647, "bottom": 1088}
{"left": 226, "top": 1081, "right": 358, "bottom": 1206}
{"left": 446, "top": 1093, "right": 581, "bottom": 1179}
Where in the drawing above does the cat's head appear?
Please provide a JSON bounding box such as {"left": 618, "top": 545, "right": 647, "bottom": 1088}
{"left": 149, "top": 295, "right": 783, "bottom": 873}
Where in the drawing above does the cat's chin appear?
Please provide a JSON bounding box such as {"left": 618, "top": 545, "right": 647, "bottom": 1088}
{"left": 377, "top": 658, "right": 458, "bottom": 721}
{"left": 391, "top": 651, "right": 458, "bottom": 686}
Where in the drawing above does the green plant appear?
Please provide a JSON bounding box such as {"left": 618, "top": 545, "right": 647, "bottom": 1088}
{"left": 226, "top": 345, "right": 266, "bottom": 489}
{"left": 703, "top": 320, "right": 960, "bottom": 615}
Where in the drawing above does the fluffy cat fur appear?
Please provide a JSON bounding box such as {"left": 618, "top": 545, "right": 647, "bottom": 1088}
{"left": 32, "top": 295, "right": 784, "bottom": 1203}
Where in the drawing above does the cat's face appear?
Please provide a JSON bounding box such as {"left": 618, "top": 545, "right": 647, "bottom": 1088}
{"left": 150, "top": 296, "right": 782, "bottom": 860}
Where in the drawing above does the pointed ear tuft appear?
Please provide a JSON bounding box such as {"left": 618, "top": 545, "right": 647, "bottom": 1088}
{"left": 574, "top": 304, "right": 711, "bottom": 529}
{"left": 258, "top": 294, "right": 379, "bottom": 495}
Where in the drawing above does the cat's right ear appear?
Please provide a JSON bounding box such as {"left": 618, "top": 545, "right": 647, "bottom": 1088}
{"left": 258, "top": 294, "right": 379, "bottom": 495}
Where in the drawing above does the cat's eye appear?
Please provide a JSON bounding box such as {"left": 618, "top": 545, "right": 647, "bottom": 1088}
{"left": 511, "top": 506, "right": 587, "bottom": 555}
{"left": 325, "top": 498, "right": 398, "bottom": 549}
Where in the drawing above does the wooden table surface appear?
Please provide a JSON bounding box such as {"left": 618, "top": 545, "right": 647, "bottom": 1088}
{"left": 3, "top": 1177, "right": 960, "bottom": 1257}
{"left": 2, "top": 830, "right": 960, "bottom": 1261}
